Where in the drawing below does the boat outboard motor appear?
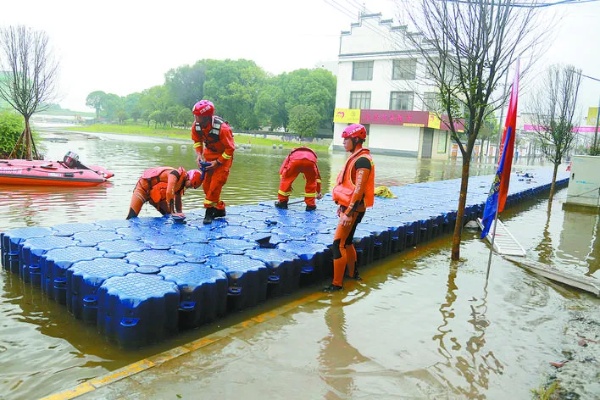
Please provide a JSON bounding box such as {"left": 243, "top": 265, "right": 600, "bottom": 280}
{"left": 63, "top": 151, "right": 80, "bottom": 168}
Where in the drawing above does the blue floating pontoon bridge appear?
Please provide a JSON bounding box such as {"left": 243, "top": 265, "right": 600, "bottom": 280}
{"left": 1, "top": 170, "right": 569, "bottom": 348}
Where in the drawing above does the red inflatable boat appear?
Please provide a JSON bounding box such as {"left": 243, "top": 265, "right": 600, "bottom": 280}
{"left": 0, "top": 151, "right": 114, "bottom": 187}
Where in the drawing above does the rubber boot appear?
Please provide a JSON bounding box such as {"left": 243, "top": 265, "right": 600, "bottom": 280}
{"left": 203, "top": 207, "right": 216, "bottom": 225}
{"left": 274, "top": 201, "right": 288, "bottom": 209}
{"left": 214, "top": 201, "right": 226, "bottom": 218}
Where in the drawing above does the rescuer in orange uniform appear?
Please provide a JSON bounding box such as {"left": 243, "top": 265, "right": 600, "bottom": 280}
{"left": 275, "top": 146, "right": 323, "bottom": 211}
{"left": 126, "top": 167, "right": 203, "bottom": 219}
{"left": 324, "top": 124, "right": 375, "bottom": 292}
{"left": 191, "top": 100, "right": 236, "bottom": 224}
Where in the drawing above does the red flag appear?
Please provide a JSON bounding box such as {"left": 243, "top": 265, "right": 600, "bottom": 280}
{"left": 497, "top": 61, "right": 520, "bottom": 213}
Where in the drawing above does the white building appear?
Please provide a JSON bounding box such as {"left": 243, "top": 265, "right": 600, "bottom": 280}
{"left": 332, "top": 13, "right": 454, "bottom": 160}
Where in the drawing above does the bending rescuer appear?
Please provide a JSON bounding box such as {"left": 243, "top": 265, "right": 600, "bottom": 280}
{"left": 275, "top": 146, "right": 323, "bottom": 211}
{"left": 126, "top": 167, "right": 202, "bottom": 219}
{"left": 191, "top": 100, "right": 236, "bottom": 224}
{"left": 324, "top": 124, "right": 375, "bottom": 292}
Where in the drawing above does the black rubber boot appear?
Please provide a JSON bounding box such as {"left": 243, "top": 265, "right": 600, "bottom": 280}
{"left": 214, "top": 208, "right": 226, "bottom": 218}
{"left": 203, "top": 207, "right": 216, "bottom": 224}
{"left": 274, "top": 201, "right": 288, "bottom": 209}
{"left": 305, "top": 205, "right": 316, "bottom": 211}
{"left": 323, "top": 284, "right": 343, "bottom": 292}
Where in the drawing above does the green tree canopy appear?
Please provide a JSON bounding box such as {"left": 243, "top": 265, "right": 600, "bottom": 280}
{"left": 288, "top": 104, "right": 320, "bottom": 138}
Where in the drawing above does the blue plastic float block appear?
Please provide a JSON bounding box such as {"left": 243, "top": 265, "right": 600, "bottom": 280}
{"left": 115, "top": 226, "right": 158, "bottom": 241}
{"left": 170, "top": 242, "right": 222, "bottom": 263}
{"left": 96, "top": 239, "right": 150, "bottom": 259}
{"left": 97, "top": 273, "right": 180, "bottom": 349}
{"left": 71, "top": 230, "right": 123, "bottom": 247}
{"left": 140, "top": 233, "right": 190, "bottom": 250}
{"left": 51, "top": 223, "right": 99, "bottom": 237}
{"left": 359, "top": 222, "right": 393, "bottom": 261}
{"left": 206, "top": 254, "right": 269, "bottom": 312}
{"left": 94, "top": 219, "right": 133, "bottom": 230}
{"left": 276, "top": 240, "right": 331, "bottom": 285}
{"left": 1, "top": 227, "right": 53, "bottom": 272}
{"left": 244, "top": 248, "right": 303, "bottom": 296}
{"left": 209, "top": 224, "right": 258, "bottom": 240}
{"left": 443, "top": 211, "right": 457, "bottom": 234}
{"left": 124, "top": 249, "right": 185, "bottom": 269}
{"left": 66, "top": 258, "right": 137, "bottom": 322}
{"left": 19, "top": 236, "right": 77, "bottom": 284}
{"left": 40, "top": 246, "right": 106, "bottom": 304}
{"left": 211, "top": 238, "right": 258, "bottom": 256}
{"left": 241, "top": 219, "right": 280, "bottom": 232}
{"left": 159, "top": 263, "right": 228, "bottom": 329}
{"left": 272, "top": 226, "right": 317, "bottom": 242}
{"left": 351, "top": 228, "right": 375, "bottom": 267}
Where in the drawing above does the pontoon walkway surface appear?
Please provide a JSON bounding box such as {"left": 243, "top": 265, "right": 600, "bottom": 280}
{"left": 1, "top": 170, "right": 569, "bottom": 348}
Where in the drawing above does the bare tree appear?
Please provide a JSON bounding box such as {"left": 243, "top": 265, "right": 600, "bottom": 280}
{"left": 400, "top": 0, "right": 548, "bottom": 260}
{"left": 527, "top": 64, "right": 581, "bottom": 202}
{"left": 0, "top": 25, "right": 59, "bottom": 160}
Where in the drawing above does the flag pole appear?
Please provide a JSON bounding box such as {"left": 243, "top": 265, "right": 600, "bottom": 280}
{"left": 482, "top": 59, "right": 520, "bottom": 280}
{"left": 485, "top": 201, "right": 501, "bottom": 280}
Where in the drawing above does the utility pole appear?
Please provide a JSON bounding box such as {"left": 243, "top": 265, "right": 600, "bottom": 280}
{"left": 593, "top": 96, "right": 600, "bottom": 152}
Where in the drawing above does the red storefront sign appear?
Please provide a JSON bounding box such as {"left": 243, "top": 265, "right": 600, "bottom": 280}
{"left": 360, "top": 110, "right": 429, "bottom": 126}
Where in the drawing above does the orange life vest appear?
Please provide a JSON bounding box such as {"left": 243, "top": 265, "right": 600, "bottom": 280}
{"left": 332, "top": 148, "right": 374, "bottom": 208}
{"left": 141, "top": 167, "right": 186, "bottom": 203}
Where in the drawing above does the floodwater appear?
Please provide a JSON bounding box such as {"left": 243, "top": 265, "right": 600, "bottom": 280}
{"left": 1, "top": 129, "right": 599, "bottom": 400}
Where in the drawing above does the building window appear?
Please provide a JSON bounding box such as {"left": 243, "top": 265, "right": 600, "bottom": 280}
{"left": 390, "top": 91, "right": 414, "bottom": 110}
{"left": 392, "top": 59, "right": 416, "bottom": 80}
{"left": 423, "top": 92, "right": 440, "bottom": 111}
{"left": 437, "top": 131, "right": 448, "bottom": 153}
{"left": 350, "top": 91, "right": 371, "bottom": 109}
{"left": 352, "top": 61, "right": 373, "bottom": 81}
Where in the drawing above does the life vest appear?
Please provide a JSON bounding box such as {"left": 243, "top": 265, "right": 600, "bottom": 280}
{"left": 194, "top": 116, "right": 230, "bottom": 153}
{"left": 279, "top": 146, "right": 318, "bottom": 175}
{"left": 141, "top": 167, "right": 186, "bottom": 204}
{"left": 332, "top": 148, "right": 375, "bottom": 208}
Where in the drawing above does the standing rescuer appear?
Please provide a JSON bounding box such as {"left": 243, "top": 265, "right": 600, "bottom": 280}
{"left": 191, "top": 100, "right": 236, "bottom": 224}
{"left": 324, "top": 123, "right": 375, "bottom": 292}
{"left": 126, "top": 167, "right": 203, "bottom": 219}
{"left": 275, "top": 146, "right": 323, "bottom": 211}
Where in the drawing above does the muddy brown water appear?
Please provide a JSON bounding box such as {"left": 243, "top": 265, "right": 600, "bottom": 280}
{"left": 1, "top": 129, "right": 598, "bottom": 399}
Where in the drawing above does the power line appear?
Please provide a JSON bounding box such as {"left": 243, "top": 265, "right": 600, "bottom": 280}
{"left": 445, "top": 0, "right": 600, "bottom": 8}
{"left": 581, "top": 73, "right": 600, "bottom": 82}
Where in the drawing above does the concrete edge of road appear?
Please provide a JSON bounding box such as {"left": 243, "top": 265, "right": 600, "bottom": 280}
{"left": 42, "top": 292, "right": 325, "bottom": 400}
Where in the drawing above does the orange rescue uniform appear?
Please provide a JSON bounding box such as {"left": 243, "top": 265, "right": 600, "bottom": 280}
{"left": 278, "top": 147, "right": 322, "bottom": 207}
{"left": 191, "top": 116, "right": 235, "bottom": 211}
{"left": 128, "top": 167, "right": 187, "bottom": 218}
{"left": 331, "top": 148, "right": 375, "bottom": 287}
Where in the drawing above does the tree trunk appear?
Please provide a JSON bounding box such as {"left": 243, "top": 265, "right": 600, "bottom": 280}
{"left": 24, "top": 118, "right": 32, "bottom": 160}
{"left": 548, "top": 161, "right": 559, "bottom": 203}
{"left": 451, "top": 159, "right": 471, "bottom": 260}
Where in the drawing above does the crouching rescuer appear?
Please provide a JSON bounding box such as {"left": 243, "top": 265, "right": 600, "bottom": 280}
{"left": 325, "top": 123, "right": 375, "bottom": 292}
{"left": 275, "top": 146, "right": 323, "bottom": 211}
{"left": 191, "top": 99, "right": 236, "bottom": 224}
{"left": 126, "top": 167, "right": 203, "bottom": 219}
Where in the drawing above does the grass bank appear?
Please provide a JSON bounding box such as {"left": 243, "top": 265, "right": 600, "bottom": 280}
{"left": 64, "top": 124, "right": 332, "bottom": 152}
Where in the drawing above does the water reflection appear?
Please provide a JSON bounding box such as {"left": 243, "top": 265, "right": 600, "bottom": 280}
{"left": 318, "top": 290, "right": 370, "bottom": 398}
{"left": 432, "top": 262, "right": 502, "bottom": 398}
{"left": 558, "top": 208, "right": 600, "bottom": 275}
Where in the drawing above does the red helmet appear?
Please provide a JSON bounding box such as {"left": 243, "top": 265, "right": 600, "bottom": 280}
{"left": 342, "top": 124, "right": 367, "bottom": 140}
{"left": 187, "top": 169, "right": 203, "bottom": 188}
{"left": 192, "top": 100, "right": 214, "bottom": 117}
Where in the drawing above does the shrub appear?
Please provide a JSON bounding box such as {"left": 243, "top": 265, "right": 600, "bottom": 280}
{"left": 0, "top": 111, "right": 24, "bottom": 158}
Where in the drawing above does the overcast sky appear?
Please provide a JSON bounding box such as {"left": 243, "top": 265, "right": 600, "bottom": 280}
{"left": 1, "top": 0, "right": 599, "bottom": 122}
